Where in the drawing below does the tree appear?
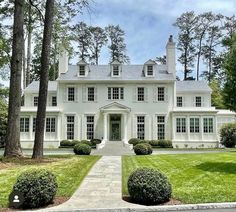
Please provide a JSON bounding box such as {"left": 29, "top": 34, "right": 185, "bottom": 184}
{"left": 105, "top": 25, "right": 130, "bottom": 64}
{"left": 154, "top": 55, "right": 166, "bottom": 65}
{"left": 32, "top": 0, "right": 55, "bottom": 159}
{"left": 4, "top": 0, "right": 24, "bottom": 157}
{"left": 209, "top": 80, "right": 225, "bottom": 109}
{"left": 0, "top": 87, "right": 8, "bottom": 145}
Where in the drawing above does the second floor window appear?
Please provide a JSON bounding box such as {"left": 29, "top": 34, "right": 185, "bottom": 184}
{"left": 113, "top": 65, "right": 119, "bottom": 76}
{"left": 67, "top": 87, "right": 75, "bottom": 101}
{"left": 195, "top": 96, "right": 202, "bottom": 107}
{"left": 157, "top": 87, "right": 165, "bottom": 101}
{"left": 147, "top": 65, "right": 153, "bottom": 76}
{"left": 34, "top": 96, "right": 38, "bottom": 106}
{"left": 52, "top": 96, "right": 57, "bottom": 106}
{"left": 46, "top": 117, "right": 56, "bottom": 132}
{"left": 137, "top": 87, "right": 145, "bottom": 101}
{"left": 79, "top": 65, "right": 85, "bottom": 76}
{"left": 88, "top": 87, "right": 95, "bottom": 101}
{"left": 108, "top": 87, "right": 124, "bottom": 100}
{"left": 176, "top": 96, "right": 183, "bottom": 107}
{"left": 20, "top": 117, "right": 29, "bottom": 132}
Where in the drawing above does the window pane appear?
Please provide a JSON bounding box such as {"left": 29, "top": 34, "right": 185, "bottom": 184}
{"left": 137, "top": 116, "right": 145, "bottom": 139}
{"left": 52, "top": 96, "right": 57, "bottom": 106}
{"left": 87, "top": 116, "right": 94, "bottom": 139}
{"left": 158, "top": 87, "right": 165, "bottom": 101}
{"left": 34, "top": 96, "right": 38, "bottom": 106}
{"left": 177, "top": 96, "right": 182, "bottom": 107}
{"left": 88, "top": 87, "right": 95, "bottom": 101}
{"left": 137, "top": 87, "right": 144, "bottom": 101}
{"left": 68, "top": 87, "right": 75, "bottom": 101}
{"left": 67, "top": 116, "right": 74, "bottom": 139}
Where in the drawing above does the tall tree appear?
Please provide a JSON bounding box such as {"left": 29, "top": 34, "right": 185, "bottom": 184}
{"left": 32, "top": 0, "right": 55, "bottom": 159}
{"left": 105, "top": 25, "right": 130, "bottom": 64}
{"left": 224, "top": 15, "right": 236, "bottom": 39}
{"left": 4, "top": 0, "right": 24, "bottom": 157}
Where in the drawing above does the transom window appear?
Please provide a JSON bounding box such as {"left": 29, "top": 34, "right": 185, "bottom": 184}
{"left": 113, "top": 65, "right": 119, "bottom": 76}
{"left": 86, "top": 116, "right": 94, "bottom": 140}
{"left": 137, "top": 87, "right": 145, "bottom": 101}
{"left": 195, "top": 96, "right": 202, "bottom": 107}
{"left": 67, "top": 116, "right": 75, "bottom": 140}
{"left": 88, "top": 87, "right": 95, "bottom": 101}
{"left": 157, "top": 116, "right": 165, "bottom": 140}
{"left": 79, "top": 65, "right": 85, "bottom": 76}
{"left": 147, "top": 65, "right": 153, "bottom": 76}
{"left": 52, "top": 96, "right": 57, "bottom": 106}
{"left": 157, "top": 87, "right": 165, "bottom": 101}
{"left": 203, "top": 118, "right": 213, "bottom": 133}
{"left": 46, "top": 117, "right": 56, "bottom": 132}
{"left": 177, "top": 96, "right": 183, "bottom": 107}
{"left": 108, "top": 87, "right": 124, "bottom": 100}
{"left": 20, "top": 117, "right": 29, "bottom": 132}
{"left": 176, "top": 118, "right": 186, "bottom": 133}
{"left": 137, "top": 116, "right": 145, "bottom": 140}
{"left": 190, "top": 118, "right": 200, "bottom": 133}
{"left": 34, "top": 96, "right": 38, "bottom": 106}
{"left": 67, "top": 87, "right": 75, "bottom": 101}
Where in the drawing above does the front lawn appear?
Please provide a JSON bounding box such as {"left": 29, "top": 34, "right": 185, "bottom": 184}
{"left": 0, "top": 155, "right": 100, "bottom": 208}
{"left": 122, "top": 152, "right": 236, "bottom": 204}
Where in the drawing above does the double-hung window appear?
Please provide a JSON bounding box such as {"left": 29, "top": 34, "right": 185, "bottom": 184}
{"left": 67, "top": 87, "right": 75, "bottom": 101}
{"left": 67, "top": 116, "right": 75, "bottom": 140}
{"left": 86, "top": 116, "right": 94, "bottom": 139}
{"left": 52, "top": 96, "right": 57, "bottom": 106}
{"left": 190, "top": 118, "right": 200, "bottom": 133}
{"left": 137, "top": 87, "right": 145, "bottom": 101}
{"left": 20, "top": 117, "right": 29, "bottom": 132}
{"left": 177, "top": 96, "right": 183, "bottom": 107}
{"left": 33, "top": 117, "right": 36, "bottom": 132}
{"left": 46, "top": 117, "right": 56, "bottom": 132}
{"left": 79, "top": 65, "right": 85, "bottom": 76}
{"left": 157, "top": 87, "right": 165, "bottom": 101}
{"left": 195, "top": 96, "right": 202, "bottom": 107}
{"left": 203, "top": 118, "right": 213, "bottom": 133}
{"left": 87, "top": 87, "right": 95, "bottom": 101}
{"left": 176, "top": 118, "right": 186, "bottom": 133}
{"left": 137, "top": 116, "right": 145, "bottom": 139}
{"left": 147, "top": 65, "right": 153, "bottom": 76}
{"left": 108, "top": 87, "right": 124, "bottom": 100}
{"left": 34, "top": 96, "right": 38, "bottom": 106}
{"left": 157, "top": 116, "right": 165, "bottom": 140}
{"left": 113, "top": 65, "right": 119, "bottom": 76}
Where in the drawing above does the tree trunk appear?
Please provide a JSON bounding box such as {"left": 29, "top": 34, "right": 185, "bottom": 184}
{"left": 4, "top": 0, "right": 24, "bottom": 157}
{"left": 32, "top": 0, "right": 55, "bottom": 159}
{"left": 23, "top": 38, "right": 26, "bottom": 89}
{"left": 26, "top": 4, "right": 32, "bottom": 87}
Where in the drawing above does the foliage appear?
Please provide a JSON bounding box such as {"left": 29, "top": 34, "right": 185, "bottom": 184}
{"left": 157, "top": 140, "right": 173, "bottom": 148}
{"left": 0, "top": 87, "right": 8, "bottom": 144}
{"left": 148, "top": 140, "right": 159, "bottom": 147}
{"left": 134, "top": 143, "right": 152, "bottom": 155}
{"left": 60, "top": 140, "right": 79, "bottom": 147}
{"left": 74, "top": 143, "right": 91, "bottom": 155}
{"left": 13, "top": 169, "right": 57, "bottom": 208}
{"left": 128, "top": 138, "right": 141, "bottom": 146}
{"left": 80, "top": 140, "right": 92, "bottom": 146}
{"left": 90, "top": 138, "right": 102, "bottom": 145}
{"left": 220, "top": 123, "right": 236, "bottom": 148}
{"left": 209, "top": 80, "right": 226, "bottom": 109}
{"left": 127, "top": 168, "right": 172, "bottom": 204}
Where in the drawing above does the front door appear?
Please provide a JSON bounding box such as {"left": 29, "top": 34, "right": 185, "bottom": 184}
{"left": 110, "top": 115, "right": 121, "bottom": 141}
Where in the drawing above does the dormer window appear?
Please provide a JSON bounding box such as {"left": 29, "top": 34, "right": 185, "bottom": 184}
{"left": 79, "top": 65, "right": 85, "bottom": 76}
{"left": 144, "top": 59, "right": 156, "bottom": 77}
{"left": 113, "top": 65, "right": 119, "bottom": 76}
{"left": 78, "top": 60, "right": 88, "bottom": 77}
{"left": 147, "top": 65, "right": 153, "bottom": 76}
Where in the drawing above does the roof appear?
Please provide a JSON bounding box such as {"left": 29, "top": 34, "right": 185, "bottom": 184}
{"left": 57, "top": 64, "right": 175, "bottom": 82}
{"left": 24, "top": 81, "right": 57, "bottom": 92}
{"left": 176, "top": 81, "right": 212, "bottom": 93}
{"left": 217, "top": 109, "right": 236, "bottom": 115}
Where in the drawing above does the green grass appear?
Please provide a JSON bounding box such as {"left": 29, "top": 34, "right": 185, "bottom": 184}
{"left": 0, "top": 155, "right": 100, "bottom": 208}
{"left": 122, "top": 152, "right": 236, "bottom": 204}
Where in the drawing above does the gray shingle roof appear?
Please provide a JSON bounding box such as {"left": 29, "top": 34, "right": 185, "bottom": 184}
{"left": 24, "top": 81, "right": 57, "bottom": 92}
{"left": 57, "top": 64, "right": 175, "bottom": 81}
{"left": 176, "top": 81, "right": 211, "bottom": 92}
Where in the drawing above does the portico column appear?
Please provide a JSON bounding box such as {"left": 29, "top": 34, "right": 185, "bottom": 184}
{"left": 103, "top": 113, "right": 108, "bottom": 141}
{"left": 123, "top": 113, "right": 128, "bottom": 143}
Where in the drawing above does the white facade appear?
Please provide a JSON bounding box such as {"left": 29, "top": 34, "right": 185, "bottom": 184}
{"left": 20, "top": 36, "right": 236, "bottom": 149}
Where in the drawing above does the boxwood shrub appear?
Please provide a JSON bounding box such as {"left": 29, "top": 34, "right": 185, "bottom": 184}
{"left": 134, "top": 143, "right": 152, "bottom": 155}
{"left": 80, "top": 140, "right": 92, "bottom": 146}
{"left": 128, "top": 168, "right": 172, "bottom": 205}
{"left": 90, "top": 138, "right": 102, "bottom": 145}
{"left": 128, "top": 138, "right": 141, "bottom": 146}
{"left": 74, "top": 143, "right": 91, "bottom": 155}
{"left": 158, "top": 140, "right": 173, "bottom": 148}
{"left": 220, "top": 123, "right": 236, "bottom": 148}
{"left": 12, "top": 169, "right": 57, "bottom": 209}
{"left": 60, "top": 140, "right": 79, "bottom": 147}
{"left": 149, "top": 140, "right": 159, "bottom": 147}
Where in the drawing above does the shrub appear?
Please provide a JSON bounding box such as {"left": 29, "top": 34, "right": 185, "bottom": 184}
{"left": 71, "top": 140, "right": 80, "bottom": 146}
{"left": 220, "top": 123, "right": 236, "bottom": 148}
{"left": 128, "top": 168, "right": 172, "bottom": 205}
{"left": 80, "top": 140, "right": 92, "bottom": 146}
{"left": 60, "top": 140, "right": 79, "bottom": 147}
{"left": 144, "top": 143, "right": 153, "bottom": 154}
{"left": 149, "top": 140, "right": 159, "bottom": 147}
{"left": 128, "top": 138, "right": 141, "bottom": 146}
{"left": 12, "top": 169, "right": 57, "bottom": 209}
{"left": 74, "top": 144, "right": 91, "bottom": 155}
{"left": 158, "top": 140, "right": 173, "bottom": 148}
{"left": 134, "top": 143, "right": 152, "bottom": 155}
{"left": 90, "top": 138, "right": 102, "bottom": 145}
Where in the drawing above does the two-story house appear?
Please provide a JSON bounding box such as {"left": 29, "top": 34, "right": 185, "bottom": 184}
{"left": 20, "top": 36, "right": 236, "bottom": 149}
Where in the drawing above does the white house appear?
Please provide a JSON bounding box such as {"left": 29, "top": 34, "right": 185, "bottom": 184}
{"left": 20, "top": 36, "right": 236, "bottom": 149}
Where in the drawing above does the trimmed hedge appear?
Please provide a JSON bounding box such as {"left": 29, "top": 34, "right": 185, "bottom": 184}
{"left": 148, "top": 140, "right": 159, "bottom": 147}
{"left": 90, "top": 138, "right": 102, "bottom": 145}
{"left": 12, "top": 169, "right": 57, "bottom": 209}
{"left": 220, "top": 123, "right": 236, "bottom": 148}
{"left": 60, "top": 140, "right": 79, "bottom": 147}
{"left": 128, "top": 138, "right": 141, "bottom": 146}
{"left": 128, "top": 168, "right": 172, "bottom": 205}
{"left": 157, "top": 140, "right": 173, "bottom": 148}
{"left": 134, "top": 143, "right": 152, "bottom": 155}
{"left": 74, "top": 143, "right": 91, "bottom": 155}
{"left": 80, "top": 140, "right": 92, "bottom": 146}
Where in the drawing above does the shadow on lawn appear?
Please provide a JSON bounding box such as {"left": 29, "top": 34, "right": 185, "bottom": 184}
{"left": 196, "top": 162, "right": 236, "bottom": 174}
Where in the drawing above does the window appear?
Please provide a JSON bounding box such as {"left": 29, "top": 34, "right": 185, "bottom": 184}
{"left": 34, "top": 96, "right": 38, "bottom": 106}
{"left": 137, "top": 116, "right": 145, "bottom": 139}
{"left": 33, "top": 117, "right": 36, "bottom": 132}
{"left": 195, "top": 96, "right": 202, "bottom": 107}
{"left": 190, "top": 118, "right": 199, "bottom": 133}
{"left": 177, "top": 96, "right": 183, "bottom": 107}
{"left": 137, "top": 87, "right": 145, "bottom": 101}
{"left": 67, "top": 87, "right": 75, "bottom": 101}
{"left": 147, "top": 65, "right": 153, "bottom": 76}
{"left": 157, "top": 116, "right": 165, "bottom": 140}
{"left": 113, "top": 65, "right": 119, "bottom": 76}
{"left": 79, "top": 65, "right": 85, "bottom": 76}
{"left": 67, "top": 116, "right": 74, "bottom": 139}
{"left": 20, "top": 117, "right": 29, "bottom": 132}
{"left": 88, "top": 87, "right": 95, "bottom": 101}
{"left": 46, "top": 117, "right": 56, "bottom": 132}
{"left": 52, "top": 96, "right": 57, "bottom": 106}
{"left": 108, "top": 87, "right": 124, "bottom": 100}
{"left": 203, "top": 118, "right": 213, "bottom": 133}
{"left": 157, "top": 87, "right": 165, "bottom": 101}
{"left": 176, "top": 118, "right": 186, "bottom": 133}
{"left": 86, "top": 116, "right": 94, "bottom": 139}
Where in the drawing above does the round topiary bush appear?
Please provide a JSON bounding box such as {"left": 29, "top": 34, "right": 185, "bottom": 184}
{"left": 90, "top": 138, "right": 102, "bottom": 145}
{"left": 74, "top": 143, "right": 91, "bottom": 155}
{"left": 143, "top": 143, "right": 153, "bottom": 154}
{"left": 220, "top": 123, "right": 236, "bottom": 148}
{"left": 134, "top": 143, "right": 150, "bottom": 155}
{"left": 12, "top": 169, "right": 57, "bottom": 209}
{"left": 71, "top": 140, "right": 80, "bottom": 146}
{"left": 128, "top": 138, "right": 141, "bottom": 146}
{"left": 80, "top": 140, "right": 92, "bottom": 146}
{"left": 128, "top": 168, "right": 172, "bottom": 205}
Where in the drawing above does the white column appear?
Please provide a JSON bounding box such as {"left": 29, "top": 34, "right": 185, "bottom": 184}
{"left": 200, "top": 115, "right": 203, "bottom": 141}
{"left": 187, "top": 115, "right": 190, "bottom": 141}
{"left": 29, "top": 115, "right": 33, "bottom": 140}
{"left": 172, "top": 115, "right": 175, "bottom": 141}
{"left": 123, "top": 113, "right": 128, "bottom": 143}
{"left": 57, "top": 116, "right": 61, "bottom": 142}
{"left": 103, "top": 113, "right": 108, "bottom": 141}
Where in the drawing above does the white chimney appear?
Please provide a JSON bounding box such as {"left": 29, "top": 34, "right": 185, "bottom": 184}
{"left": 58, "top": 47, "right": 68, "bottom": 76}
{"left": 166, "top": 35, "right": 176, "bottom": 78}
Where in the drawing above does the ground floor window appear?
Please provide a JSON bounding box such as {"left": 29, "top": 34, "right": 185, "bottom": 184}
{"left": 46, "top": 117, "right": 56, "bottom": 132}
{"left": 157, "top": 116, "right": 165, "bottom": 140}
{"left": 33, "top": 117, "right": 36, "bottom": 132}
{"left": 20, "top": 117, "right": 29, "bottom": 132}
{"left": 203, "top": 117, "right": 213, "bottom": 133}
{"left": 137, "top": 116, "right": 145, "bottom": 139}
{"left": 86, "top": 116, "right": 94, "bottom": 139}
{"left": 176, "top": 118, "right": 186, "bottom": 133}
{"left": 190, "top": 118, "right": 200, "bottom": 133}
{"left": 67, "top": 116, "right": 75, "bottom": 139}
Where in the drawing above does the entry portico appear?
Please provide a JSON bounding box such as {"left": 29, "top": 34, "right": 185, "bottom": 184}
{"left": 100, "top": 102, "right": 131, "bottom": 144}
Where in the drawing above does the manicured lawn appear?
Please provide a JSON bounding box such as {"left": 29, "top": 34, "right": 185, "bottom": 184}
{"left": 122, "top": 152, "right": 236, "bottom": 204}
{"left": 0, "top": 155, "right": 100, "bottom": 208}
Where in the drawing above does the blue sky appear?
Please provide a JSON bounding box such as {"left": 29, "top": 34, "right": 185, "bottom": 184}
{"left": 76, "top": 0, "right": 236, "bottom": 78}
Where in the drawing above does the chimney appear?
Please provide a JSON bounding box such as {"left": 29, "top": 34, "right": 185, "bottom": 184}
{"left": 166, "top": 35, "right": 176, "bottom": 77}
{"left": 58, "top": 47, "right": 68, "bottom": 77}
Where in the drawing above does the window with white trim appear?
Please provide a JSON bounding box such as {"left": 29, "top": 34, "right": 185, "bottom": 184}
{"left": 203, "top": 117, "right": 213, "bottom": 133}
{"left": 79, "top": 65, "right": 85, "bottom": 76}
{"left": 113, "top": 65, "right": 119, "bottom": 76}
{"left": 87, "top": 87, "right": 95, "bottom": 101}
{"left": 46, "top": 117, "right": 56, "bottom": 132}
{"left": 108, "top": 87, "right": 124, "bottom": 100}
{"left": 67, "top": 116, "right": 74, "bottom": 139}
{"left": 190, "top": 118, "right": 199, "bottom": 133}
{"left": 20, "top": 117, "right": 29, "bottom": 132}
{"left": 195, "top": 96, "right": 202, "bottom": 107}
{"left": 176, "top": 118, "right": 186, "bottom": 133}
{"left": 147, "top": 65, "right": 153, "bottom": 76}
{"left": 157, "top": 116, "right": 165, "bottom": 140}
{"left": 33, "top": 117, "right": 36, "bottom": 132}
{"left": 67, "top": 87, "right": 75, "bottom": 101}
{"left": 86, "top": 116, "right": 94, "bottom": 139}
{"left": 52, "top": 96, "right": 57, "bottom": 106}
{"left": 137, "top": 116, "right": 145, "bottom": 139}
{"left": 137, "top": 87, "right": 145, "bottom": 101}
{"left": 34, "top": 96, "right": 38, "bottom": 106}
{"left": 157, "top": 87, "right": 165, "bottom": 101}
{"left": 176, "top": 96, "right": 183, "bottom": 107}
